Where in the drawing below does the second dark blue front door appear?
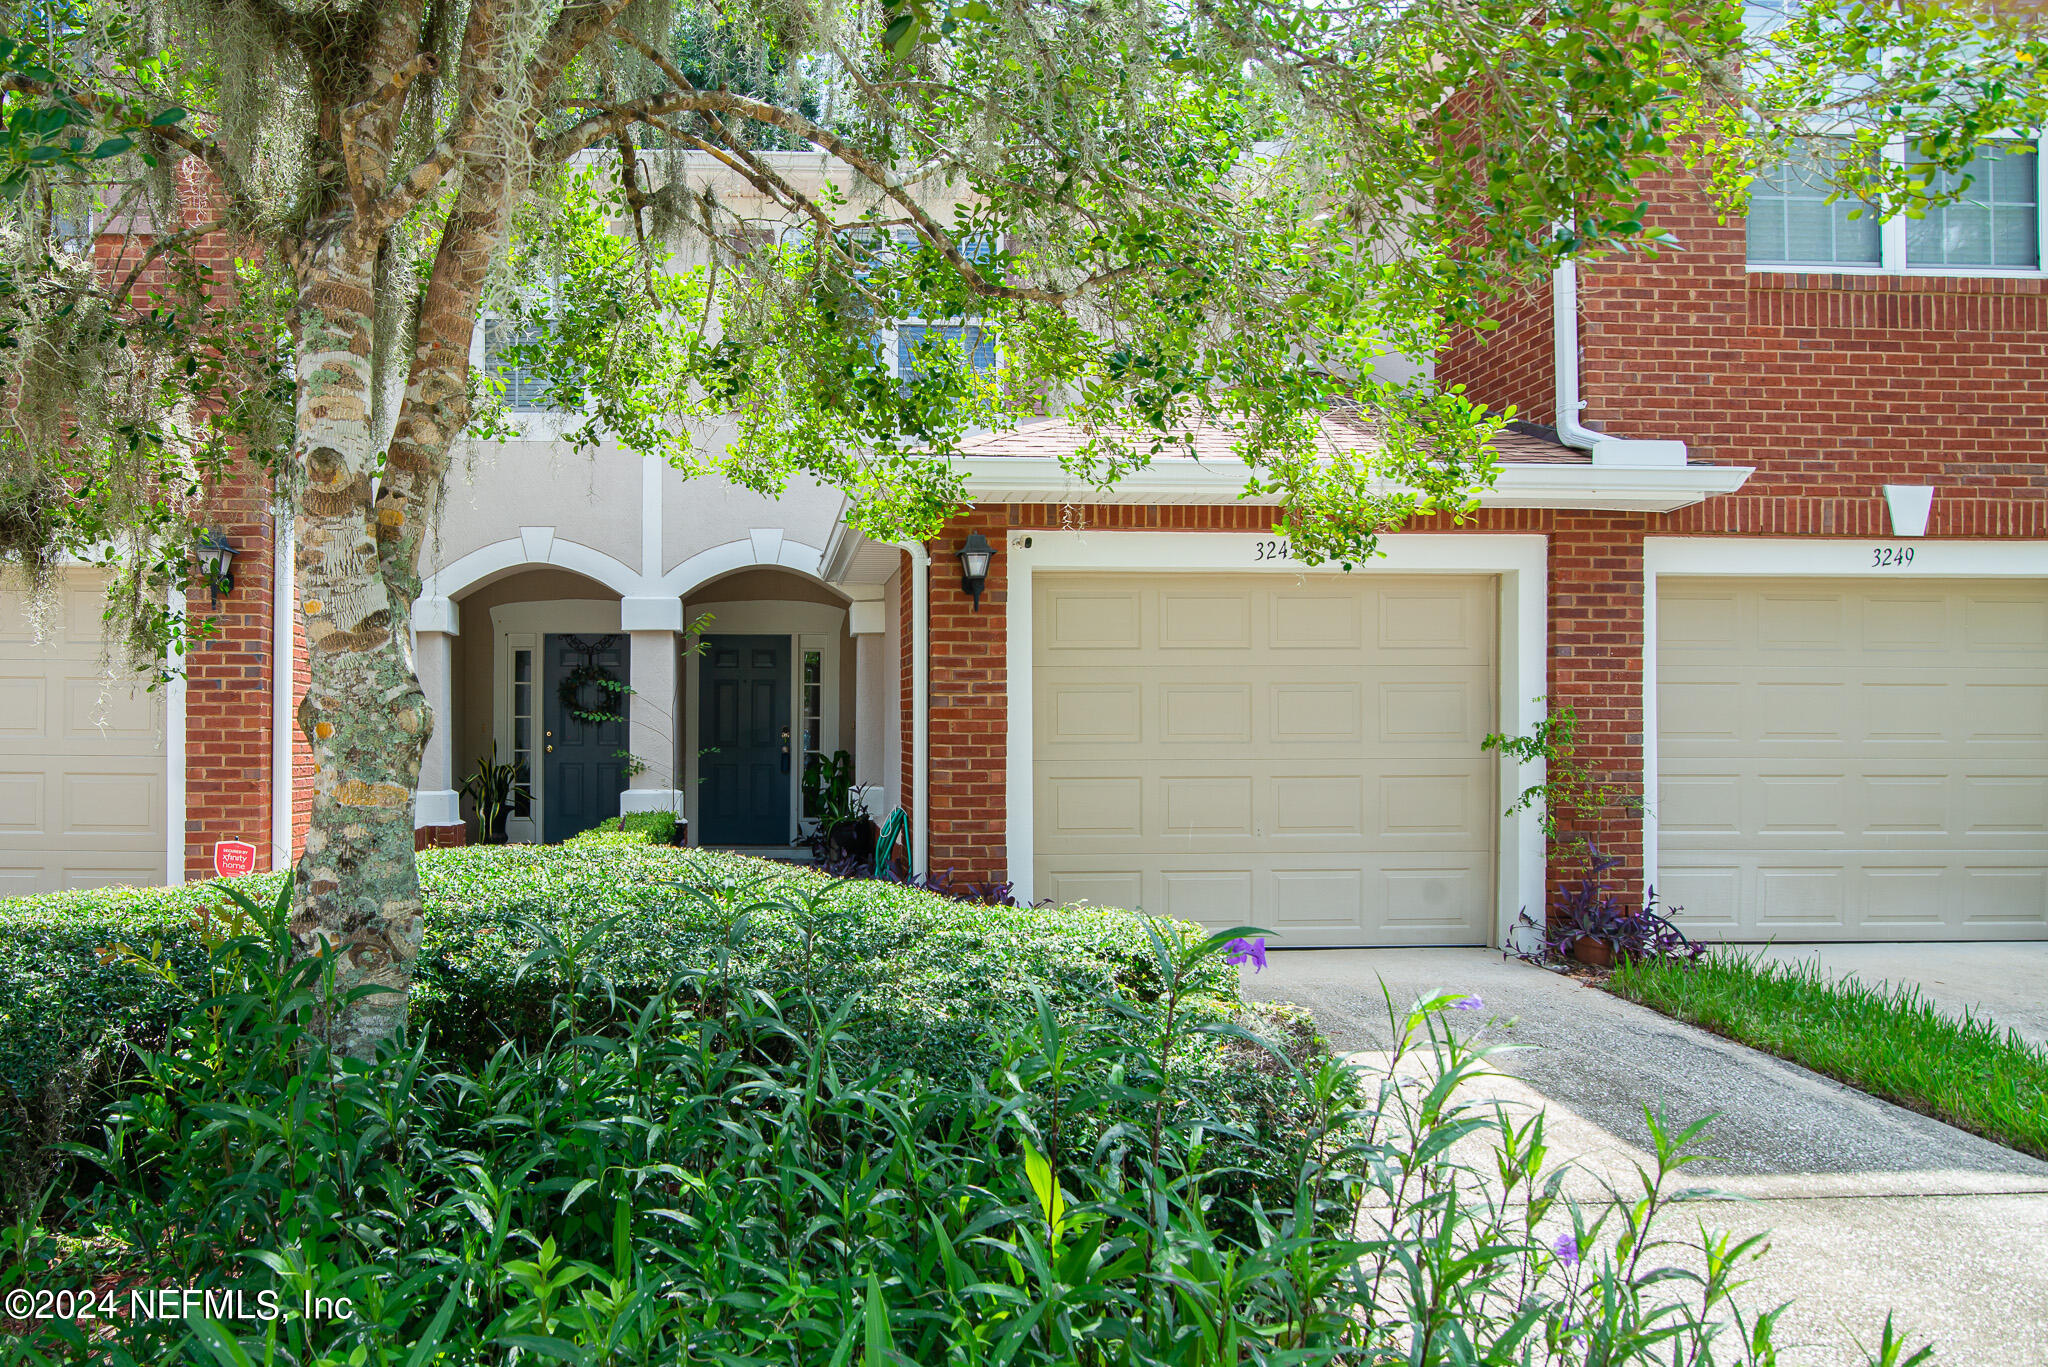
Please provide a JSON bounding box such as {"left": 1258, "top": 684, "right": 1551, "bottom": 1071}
{"left": 542, "top": 634, "right": 629, "bottom": 844}
{"left": 698, "top": 634, "right": 791, "bottom": 846}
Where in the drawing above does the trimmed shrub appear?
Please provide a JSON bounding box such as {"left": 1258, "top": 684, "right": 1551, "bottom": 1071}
{"left": 1, "top": 844, "right": 1274, "bottom": 1211}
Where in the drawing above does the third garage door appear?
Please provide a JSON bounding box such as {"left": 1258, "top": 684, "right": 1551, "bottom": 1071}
{"left": 1032, "top": 572, "right": 1496, "bottom": 947}
{"left": 1657, "top": 577, "right": 2048, "bottom": 940}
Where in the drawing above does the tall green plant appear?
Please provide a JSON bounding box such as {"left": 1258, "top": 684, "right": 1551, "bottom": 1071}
{"left": 458, "top": 742, "right": 530, "bottom": 845}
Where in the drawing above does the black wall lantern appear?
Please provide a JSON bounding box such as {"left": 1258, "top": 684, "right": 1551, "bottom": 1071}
{"left": 956, "top": 531, "right": 994, "bottom": 611}
{"left": 194, "top": 528, "right": 236, "bottom": 606}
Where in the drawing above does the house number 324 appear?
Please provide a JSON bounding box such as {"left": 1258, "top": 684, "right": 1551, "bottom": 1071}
{"left": 1871, "top": 546, "right": 1916, "bottom": 568}
{"left": 1254, "top": 539, "right": 1294, "bottom": 561}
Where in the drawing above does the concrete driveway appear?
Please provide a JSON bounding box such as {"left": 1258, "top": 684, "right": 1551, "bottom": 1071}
{"left": 1243, "top": 949, "right": 2048, "bottom": 1367}
{"left": 1746, "top": 941, "right": 2048, "bottom": 1048}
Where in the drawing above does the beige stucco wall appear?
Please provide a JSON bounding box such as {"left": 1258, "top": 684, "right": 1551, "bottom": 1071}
{"left": 449, "top": 568, "right": 618, "bottom": 818}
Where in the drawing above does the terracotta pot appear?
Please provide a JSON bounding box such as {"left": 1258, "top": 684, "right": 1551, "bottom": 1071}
{"left": 1573, "top": 937, "right": 1616, "bottom": 968}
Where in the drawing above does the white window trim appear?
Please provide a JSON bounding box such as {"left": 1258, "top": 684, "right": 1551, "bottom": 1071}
{"left": 1640, "top": 536, "right": 2048, "bottom": 898}
{"left": 1746, "top": 134, "right": 2047, "bottom": 279}
{"left": 1003, "top": 531, "right": 1550, "bottom": 950}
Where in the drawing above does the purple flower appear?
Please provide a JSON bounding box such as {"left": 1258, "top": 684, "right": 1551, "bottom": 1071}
{"left": 1453, "top": 994, "right": 1483, "bottom": 1011}
{"left": 1224, "top": 937, "right": 1267, "bottom": 972}
{"left": 1554, "top": 1232, "right": 1579, "bottom": 1268}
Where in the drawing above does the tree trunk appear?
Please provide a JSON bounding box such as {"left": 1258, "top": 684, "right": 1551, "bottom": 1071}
{"left": 288, "top": 226, "right": 431, "bottom": 1056}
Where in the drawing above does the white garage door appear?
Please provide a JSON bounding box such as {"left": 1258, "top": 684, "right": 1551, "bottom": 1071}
{"left": 0, "top": 572, "right": 168, "bottom": 897}
{"left": 1657, "top": 577, "right": 2048, "bottom": 941}
{"left": 1032, "top": 572, "right": 1497, "bottom": 947}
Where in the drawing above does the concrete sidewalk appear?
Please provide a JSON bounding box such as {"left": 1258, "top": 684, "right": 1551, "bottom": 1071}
{"left": 1242, "top": 949, "right": 2048, "bottom": 1367}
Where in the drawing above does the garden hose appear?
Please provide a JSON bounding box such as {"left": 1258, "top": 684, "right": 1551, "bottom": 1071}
{"left": 873, "top": 806, "right": 911, "bottom": 879}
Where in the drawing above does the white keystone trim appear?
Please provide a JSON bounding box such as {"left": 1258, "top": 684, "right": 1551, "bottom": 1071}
{"left": 421, "top": 535, "right": 642, "bottom": 600}
{"left": 1002, "top": 531, "right": 1549, "bottom": 948}
{"left": 654, "top": 536, "right": 827, "bottom": 596}
{"left": 1640, "top": 535, "right": 2048, "bottom": 896}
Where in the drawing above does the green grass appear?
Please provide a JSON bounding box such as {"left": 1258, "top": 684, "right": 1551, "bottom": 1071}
{"left": 1609, "top": 949, "right": 2048, "bottom": 1159}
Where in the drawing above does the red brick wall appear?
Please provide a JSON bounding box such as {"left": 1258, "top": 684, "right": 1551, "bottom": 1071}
{"left": 1439, "top": 279, "right": 1558, "bottom": 428}
{"left": 93, "top": 169, "right": 290, "bottom": 882}
{"left": 924, "top": 513, "right": 1009, "bottom": 877}
{"left": 178, "top": 480, "right": 281, "bottom": 880}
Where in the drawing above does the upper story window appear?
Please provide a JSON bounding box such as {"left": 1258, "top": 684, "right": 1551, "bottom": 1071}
{"left": 484, "top": 318, "right": 553, "bottom": 412}
{"left": 1748, "top": 135, "right": 2045, "bottom": 275}
{"left": 1746, "top": 142, "right": 1880, "bottom": 266}
{"left": 1907, "top": 142, "right": 2039, "bottom": 270}
{"left": 897, "top": 324, "right": 997, "bottom": 385}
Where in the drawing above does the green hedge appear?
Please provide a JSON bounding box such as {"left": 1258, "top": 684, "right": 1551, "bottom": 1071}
{"left": 1, "top": 836, "right": 1295, "bottom": 1209}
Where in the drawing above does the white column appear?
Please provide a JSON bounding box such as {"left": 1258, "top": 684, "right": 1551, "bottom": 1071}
{"left": 848, "top": 592, "right": 890, "bottom": 815}
{"left": 621, "top": 597, "right": 686, "bottom": 821}
{"left": 413, "top": 622, "right": 461, "bottom": 828}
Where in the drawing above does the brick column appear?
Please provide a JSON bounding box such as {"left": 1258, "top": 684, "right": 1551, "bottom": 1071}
{"left": 1546, "top": 514, "right": 1650, "bottom": 903}
{"left": 181, "top": 480, "right": 281, "bottom": 879}
{"left": 924, "top": 512, "right": 1008, "bottom": 882}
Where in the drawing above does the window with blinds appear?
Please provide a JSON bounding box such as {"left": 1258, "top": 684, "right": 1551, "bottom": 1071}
{"left": 897, "top": 324, "right": 997, "bottom": 385}
{"left": 1746, "top": 142, "right": 1881, "bottom": 266}
{"left": 484, "top": 318, "right": 552, "bottom": 411}
{"left": 1908, "top": 142, "right": 2040, "bottom": 269}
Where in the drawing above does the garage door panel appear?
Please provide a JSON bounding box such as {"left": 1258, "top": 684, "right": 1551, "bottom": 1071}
{"left": 1162, "top": 684, "right": 1254, "bottom": 743}
{"left": 1378, "top": 862, "right": 1491, "bottom": 940}
{"left": 1159, "top": 869, "right": 1255, "bottom": 925}
{"left": 0, "top": 677, "right": 46, "bottom": 734}
{"left": 1160, "top": 592, "right": 1250, "bottom": 648}
{"left": 1964, "top": 595, "right": 2048, "bottom": 652}
{"left": 1035, "top": 572, "right": 1497, "bottom": 946}
{"left": 1269, "top": 593, "right": 1363, "bottom": 649}
{"left": 1962, "top": 867, "right": 2048, "bottom": 930}
{"left": 1658, "top": 576, "right": 2046, "bottom": 941}
{"left": 1044, "top": 868, "right": 1145, "bottom": 911}
{"left": 64, "top": 677, "right": 157, "bottom": 739}
{"left": 1271, "top": 683, "right": 1360, "bottom": 743}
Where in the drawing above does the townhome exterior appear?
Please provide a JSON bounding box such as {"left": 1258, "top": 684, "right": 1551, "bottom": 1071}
{"left": 5, "top": 147, "right": 2042, "bottom": 952}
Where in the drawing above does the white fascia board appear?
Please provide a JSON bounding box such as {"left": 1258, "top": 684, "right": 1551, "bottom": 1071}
{"left": 955, "top": 456, "right": 1753, "bottom": 513}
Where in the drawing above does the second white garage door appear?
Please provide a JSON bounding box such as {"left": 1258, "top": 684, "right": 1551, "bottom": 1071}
{"left": 1657, "top": 577, "right": 2048, "bottom": 941}
{"left": 1032, "top": 572, "right": 1497, "bottom": 947}
{"left": 0, "top": 572, "right": 168, "bottom": 897}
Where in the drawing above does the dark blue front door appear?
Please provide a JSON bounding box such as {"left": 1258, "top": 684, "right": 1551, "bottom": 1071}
{"left": 542, "top": 634, "right": 629, "bottom": 843}
{"left": 698, "top": 634, "right": 791, "bottom": 846}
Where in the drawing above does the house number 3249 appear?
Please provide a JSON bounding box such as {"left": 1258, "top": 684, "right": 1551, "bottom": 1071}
{"left": 1871, "top": 546, "right": 1916, "bottom": 568}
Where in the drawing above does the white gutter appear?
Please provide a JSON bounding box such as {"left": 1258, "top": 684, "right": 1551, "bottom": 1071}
{"left": 952, "top": 455, "right": 1751, "bottom": 512}
{"left": 907, "top": 542, "right": 929, "bottom": 877}
{"left": 165, "top": 582, "right": 186, "bottom": 886}
{"left": 1552, "top": 260, "right": 1690, "bottom": 467}
{"left": 271, "top": 512, "right": 295, "bottom": 872}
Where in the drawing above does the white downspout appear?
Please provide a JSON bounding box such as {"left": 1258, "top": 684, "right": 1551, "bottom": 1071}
{"left": 1552, "top": 260, "right": 1688, "bottom": 467}
{"left": 908, "top": 542, "right": 929, "bottom": 877}
{"left": 271, "top": 511, "right": 295, "bottom": 872}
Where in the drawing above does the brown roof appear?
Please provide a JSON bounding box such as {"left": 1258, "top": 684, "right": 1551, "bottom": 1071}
{"left": 956, "top": 411, "right": 1588, "bottom": 465}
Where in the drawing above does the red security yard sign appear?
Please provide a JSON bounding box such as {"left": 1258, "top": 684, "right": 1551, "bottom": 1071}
{"left": 214, "top": 840, "right": 258, "bottom": 879}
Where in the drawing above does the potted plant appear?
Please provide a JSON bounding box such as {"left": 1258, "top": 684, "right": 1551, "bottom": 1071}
{"left": 800, "top": 749, "right": 877, "bottom": 865}
{"left": 461, "top": 743, "right": 531, "bottom": 845}
{"left": 1517, "top": 844, "right": 1700, "bottom": 968}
